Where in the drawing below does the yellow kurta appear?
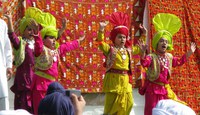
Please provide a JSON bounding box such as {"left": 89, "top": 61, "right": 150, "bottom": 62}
{"left": 98, "top": 31, "right": 143, "bottom": 115}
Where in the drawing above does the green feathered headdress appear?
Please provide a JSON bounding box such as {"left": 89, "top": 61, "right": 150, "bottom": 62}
{"left": 25, "top": 7, "right": 58, "bottom": 39}
{"left": 152, "top": 13, "right": 182, "bottom": 51}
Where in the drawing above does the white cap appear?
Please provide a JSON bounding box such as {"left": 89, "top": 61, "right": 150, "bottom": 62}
{"left": 0, "top": 109, "right": 32, "bottom": 115}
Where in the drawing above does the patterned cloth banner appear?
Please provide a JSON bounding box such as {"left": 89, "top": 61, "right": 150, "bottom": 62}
{"left": 24, "top": 0, "right": 146, "bottom": 92}
{"left": 1, "top": 0, "right": 146, "bottom": 93}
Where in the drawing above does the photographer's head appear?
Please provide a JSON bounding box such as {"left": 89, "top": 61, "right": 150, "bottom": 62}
{"left": 38, "top": 82, "right": 85, "bottom": 115}
{"left": 46, "top": 82, "right": 65, "bottom": 95}
{"left": 38, "top": 92, "right": 75, "bottom": 115}
{"left": 38, "top": 82, "right": 75, "bottom": 115}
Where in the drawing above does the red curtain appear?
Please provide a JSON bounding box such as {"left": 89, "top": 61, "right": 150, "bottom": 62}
{"left": 2, "top": 0, "right": 146, "bottom": 93}
{"left": 25, "top": 0, "right": 146, "bottom": 92}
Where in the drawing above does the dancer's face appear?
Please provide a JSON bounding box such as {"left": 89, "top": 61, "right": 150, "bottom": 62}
{"left": 114, "top": 33, "right": 126, "bottom": 48}
{"left": 156, "top": 37, "right": 168, "bottom": 54}
{"left": 23, "top": 26, "right": 34, "bottom": 40}
{"left": 43, "top": 36, "right": 56, "bottom": 50}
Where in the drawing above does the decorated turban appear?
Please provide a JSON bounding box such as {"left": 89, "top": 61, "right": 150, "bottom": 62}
{"left": 19, "top": 17, "right": 35, "bottom": 35}
{"left": 40, "top": 26, "right": 58, "bottom": 39}
{"left": 24, "top": 7, "right": 58, "bottom": 39}
{"left": 152, "top": 13, "right": 182, "bottom": 51}
{"left": 38, "top": 82, "right": 75, "bottom": 115}
{"left": 109, "top": 12, "right": 130, "bottom": 47}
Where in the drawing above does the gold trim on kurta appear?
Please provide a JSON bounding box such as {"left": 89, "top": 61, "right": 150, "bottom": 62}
{"left": 13, "top": 37, "right": 26, "bottom": 67}
{"left": 35, "top": 46, "right": 57, "bottom": 70}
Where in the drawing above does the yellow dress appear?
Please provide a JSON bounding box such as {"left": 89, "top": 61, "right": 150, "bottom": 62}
{"left": 98, "top": 31, "right": 143, "bottom": 115}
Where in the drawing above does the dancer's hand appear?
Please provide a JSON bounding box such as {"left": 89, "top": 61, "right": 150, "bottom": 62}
{"left": 29, "top": 19, "right": 39, "bottom": 36}
{"left": 137, "top": 39, "right": 148, "bottom": 59}
{"left": 190, "top": 42, "right": 196, "bottom": 53}
{"left": 78, "top": 34, "right": 85, "bottom": 43}
{"left": 61, "top": 18, "right": 69, "bottom": 29}
{"left": 137, "top": 39, "right": 148, "bottom": 53}
{"left": 139, "top": 24, "right": 147, "bottom": 35}
{"left": 57, "top": 18, "right": 69, "bottom": 39}
{"left": 99, "top": 21, "right": 109, "bottom": 32}
{"left": 186, "top": 42, "right": 196, "bottom": 59}
{"left": 3, "top": 14, "right": 12, "bottom": 20}
{"left": 4, "top": 14, "right": 14, "bottom": 33}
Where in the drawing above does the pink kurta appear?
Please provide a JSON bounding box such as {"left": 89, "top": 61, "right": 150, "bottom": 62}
{"left": 32, "top": 35, "right": 79, "bottom": 114}
{"left": 139, "top": 53, "right": 187, "bottom": 115}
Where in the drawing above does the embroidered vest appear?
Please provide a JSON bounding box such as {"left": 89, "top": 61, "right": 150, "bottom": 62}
{"left": 146, "top": 53, "right": 173, "bottom": 81}
{"left": 35, "top": 46, "right": 58, "bottom": 70}
{"left": 13, "top": 37, "right": 26, "bottom": 67}
{"left": 105, "top": 46, "right": 132, "bottom": 75}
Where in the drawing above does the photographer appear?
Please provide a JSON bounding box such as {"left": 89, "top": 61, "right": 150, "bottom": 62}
{"left": 38, "top": 82, "right": 86, "bottom": 115}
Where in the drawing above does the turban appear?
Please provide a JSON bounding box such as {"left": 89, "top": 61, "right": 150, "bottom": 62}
{"left": 25, "top": 7, "right": 58, "bottom": 39}
{"left": 38, "top": 82, "right": 75, "bottom": 115}
{"left": 19, "top": 17, "right": 35, "bottom": 35}
{"left": 152, "top": 13, "right": 181, "bottom": 51}
{"left": 152, "top": 99, "right": 196, "bottom": 115}
{"left": 109, "top": 12, "right": 130, "bottom": 47}
{"left": 38, "top": 92, "right": 75, "bottom": 115}
{"left": 40, "top": 26, "right": 58, "bottom": 39}
{"left": 0, "top": 109, "right": 31, "bottom": 115}
{"left": 152, "top": 30, "right": 173, "bottom": 50}
{"left": 46, "top": 81, "right": 65, "bottom": 95}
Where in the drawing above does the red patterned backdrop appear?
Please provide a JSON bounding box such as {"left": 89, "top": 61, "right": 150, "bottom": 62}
{"left": 1, "top": 0, "right": 145, "bottom": 92}
{"left": 24, "top": 0, "right": 146, "bottom": 92}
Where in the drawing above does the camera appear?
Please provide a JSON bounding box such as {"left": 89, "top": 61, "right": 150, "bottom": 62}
{"left": 66, "top": 89, "right": 81, "bottom": 97}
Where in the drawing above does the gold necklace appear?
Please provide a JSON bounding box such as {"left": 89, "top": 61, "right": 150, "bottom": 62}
{"left": 115, "top": 47, "right": 127, "bottom": 60}
{"left": 51, "top": 50, "right": 57, "bottom": 62}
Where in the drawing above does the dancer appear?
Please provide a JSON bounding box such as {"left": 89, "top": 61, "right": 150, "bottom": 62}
{"left": 24, "top": 7, "right": 85, "bottom": 114}
{"left": 138, "top": 13, "right": 196, "bottom": 115}
{"left": 98, "top": 12, "right": 147, "bottom": 115}
{"left": 0, "top": 18, "right": 13, "bottom": 110}
{"left": 4, "top": 13, "right": 36, "bottom": 113}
